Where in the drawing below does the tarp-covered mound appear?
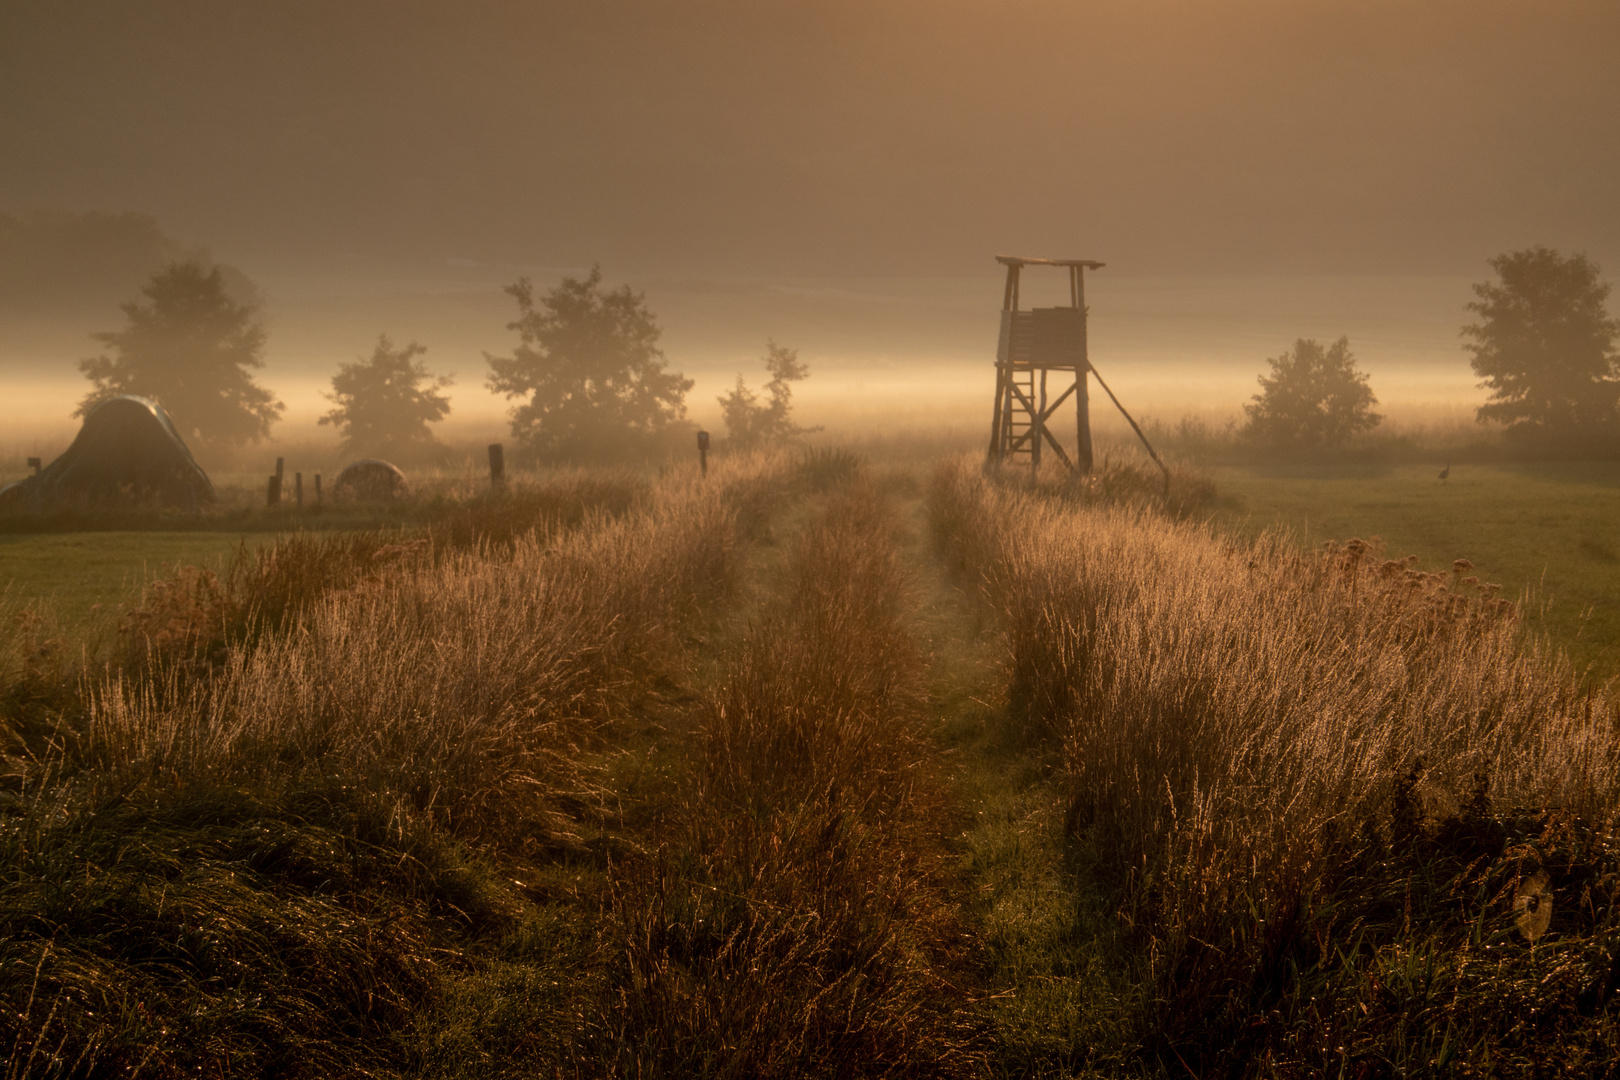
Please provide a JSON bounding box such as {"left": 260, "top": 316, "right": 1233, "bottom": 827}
{"left": 0, "top": 395, "right": 215, "bottom": 513}
{"left": 333, "top": 459, "right": 409, "bottom": 501}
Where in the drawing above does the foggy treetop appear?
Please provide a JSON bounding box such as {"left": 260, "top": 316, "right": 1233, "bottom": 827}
{"left": 1, "top": 0, "right": 1616, "bottom": 278}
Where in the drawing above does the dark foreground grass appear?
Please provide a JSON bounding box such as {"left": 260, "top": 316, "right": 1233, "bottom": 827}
{"left": 13, "top": 444, "right": 1620, "bottom": 1077}
{"left": 0, "top": 460, "right": 754, "bottom": 1078}
{"left": 935, "top": 456, "right": 1620, "bottom": 1075}
{"left": 2, "top": 449, "right": 995, "bottom": 1078}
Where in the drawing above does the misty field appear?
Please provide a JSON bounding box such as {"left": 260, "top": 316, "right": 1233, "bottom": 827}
{"left": 2, "top": 450, "right": 1619, "bottom": 1077}
{"left": 1211, "top": 461, "right": 1620, "bottom": 677}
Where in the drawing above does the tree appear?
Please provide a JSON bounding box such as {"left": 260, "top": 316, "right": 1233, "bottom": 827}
{"left": 484, "top": 267, "right": 693, "bottom": 458}
{"left": 717, "top": 340, "right": 822, "bottom": 449}
{"left": 77, "top": 261, "right": 282, "bottom": 448}
{"left": 1242, "top": 336, "right": 1381, "bottom": 448}
{"left": 1464, "top": 247, "right": 1620, "bottom": 434}
{"left": 320, "top": 335, "right": 453, "bottom": 460}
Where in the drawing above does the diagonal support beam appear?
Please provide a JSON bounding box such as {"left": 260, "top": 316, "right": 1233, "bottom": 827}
{"left": 1040, "top": 425, "right": 1073, "bottom": 468}
{"left": 1038, "top": 380, "right": 1077, "bottom": 423}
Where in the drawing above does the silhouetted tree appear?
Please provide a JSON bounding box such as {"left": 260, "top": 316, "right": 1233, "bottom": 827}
{"left": 1465, "top": 247, "right": 1620, "bottom": 435}
{"left": 320, "top": 335, "right": 453, "bottom": 460}
{"left": 485, "top": 267, "right": 692, "bottom": 458}
{"left": 1242, "top": 336, "right": 1381, "bottom": 448}
{"left": 77, "top": 261, "right": 282, "bottom": 447}
{"left": 717, "top": 340, "right": 822, "bottom": 449}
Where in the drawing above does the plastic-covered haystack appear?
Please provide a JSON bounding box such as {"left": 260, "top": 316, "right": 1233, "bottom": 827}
{"left": 332, "top": 459, "right": 409, "bottom": 501}
{"left": 0, "top": 395, "right": 215, "bottom": 513}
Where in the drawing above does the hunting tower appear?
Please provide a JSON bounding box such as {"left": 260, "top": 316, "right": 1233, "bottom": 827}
{"left": 986, "top": 255, "right": 1103, "bottom": 471}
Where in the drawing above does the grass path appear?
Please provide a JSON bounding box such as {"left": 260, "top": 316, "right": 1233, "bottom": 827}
{"left": 891, "top": 477, "right": 1152, "bottom": 1078}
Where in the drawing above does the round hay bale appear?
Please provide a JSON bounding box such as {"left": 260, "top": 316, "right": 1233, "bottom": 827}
{"left": 333, "top": 459, "right": 409, "bottom": 501}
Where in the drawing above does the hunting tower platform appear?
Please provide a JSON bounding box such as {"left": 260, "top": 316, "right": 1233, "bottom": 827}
{"left": 986, "top": 255, "right": 1103, "bottom": 471}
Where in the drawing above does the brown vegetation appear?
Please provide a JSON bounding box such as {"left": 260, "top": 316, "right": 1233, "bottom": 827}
{"left": 606, "top": 477, "right": 984, "bottom": 1075}
{"left": 0, "top": 458, "right": 761, "bottom": 1076}
{"left": 932, "top": 456, "right": 1620, "bottom": 1072}
{"left": 9, "top": 443, "right": 1620, "bottom": 1076}
{"left": 0, "top": 449, "right": 995, "bottom": 1078}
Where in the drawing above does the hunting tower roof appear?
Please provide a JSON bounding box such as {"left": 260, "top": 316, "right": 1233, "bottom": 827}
{"left": 994, "top": 255, "right": 1105, "bottom": 269}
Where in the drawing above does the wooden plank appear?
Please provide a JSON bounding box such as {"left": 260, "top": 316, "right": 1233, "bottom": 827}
{"left": 1091, "top": 363, "right": 1169, "bottom": 492}
{"left": 1040, "top": 426, "right": 1074, "bottom": 469}
{"left": 995, "top": 255, "right": 1106, "bottom": 269}
{"left": 986, "top": 363, "right": 1008, "bottom": 462}
{"left": 1076, "top": 371, "right": 1093, "bottom": 474}
{"left": 1039, "top": 380, "right": 1077, "bottom": 420}
{"left": 1033, "top": 369, "right": 1047, "bottom": 468}
{"left": 1006, "top": 380, "right": 1037, "bottom": 415}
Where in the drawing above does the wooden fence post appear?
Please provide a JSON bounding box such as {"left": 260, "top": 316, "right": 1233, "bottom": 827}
{"left": 488, "top": 443, "right": 505, "bottom": 489}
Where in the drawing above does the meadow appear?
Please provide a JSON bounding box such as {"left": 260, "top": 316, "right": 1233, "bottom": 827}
{"left": 1208, "top": 460, "right": 1620, "bottom": 679}
{"left": 1, "top": 446, "right": 1617, "bottom": 1077}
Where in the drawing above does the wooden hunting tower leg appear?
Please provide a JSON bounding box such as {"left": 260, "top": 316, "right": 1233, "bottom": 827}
{"left": 1072, "top": 265, "right": 1094, "bottom": 474}
{"left": 986, "top": 262, "right": 1022, "bottom": 465}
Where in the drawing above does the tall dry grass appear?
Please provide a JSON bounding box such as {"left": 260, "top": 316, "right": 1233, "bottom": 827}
{"left": 931, "top": 455, "right": 1620, "bottom": 1066}
{"left": 607, "top": 476, "right": 987, "bottom": 1077}
{"left": 0, "top": 453, "right": 789, "bottom": 1077}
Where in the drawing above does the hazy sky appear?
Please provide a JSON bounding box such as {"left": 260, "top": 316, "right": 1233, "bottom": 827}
{"left": 3, "top": 0, "right": 1618, "bottom": 455}
{"left": 4, "top": 0, "right": 1617, "bottom": 278}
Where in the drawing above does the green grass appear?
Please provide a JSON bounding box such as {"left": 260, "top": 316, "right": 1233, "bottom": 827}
{"left": 1208, "top": 460, "right": 1620, "bottom": 678}
{"left": 897, "top": 488, "right": 1152, "bottom": 1077}
{"left": 0, "top": 531, "right": 272, "bottom": 631}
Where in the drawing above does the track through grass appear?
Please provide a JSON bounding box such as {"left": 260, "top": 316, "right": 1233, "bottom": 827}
{"left": 892, "top": 479, "right": 1159, "bottom": 1078}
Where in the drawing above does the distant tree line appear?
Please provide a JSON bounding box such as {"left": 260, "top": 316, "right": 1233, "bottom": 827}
{"left": 77, "top": 261, "right": 816, "bottom": 464}
{"left": 1240, "top": 246, "right": 1618, "bottom": 452}
{"left": 72, "top": 244, "right": 1617, "bottom": 462}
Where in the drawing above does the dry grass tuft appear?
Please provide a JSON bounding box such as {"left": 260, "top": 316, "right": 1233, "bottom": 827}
{"left": 0, "top": 454, "right": 788, "bottom": 1077}
{"left": 932, "top": 454, "right": 1620, "bottom": 1071}
{"left": 606, "top": 476, "right": 987, "bottom": 1078}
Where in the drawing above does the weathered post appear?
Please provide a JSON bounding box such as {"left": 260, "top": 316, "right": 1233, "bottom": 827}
{"left": 488, "top": 443, "right": 505, "bottom": 489}
{"left": 314, "top": 473, "right": 323, "bottom": 506}
{"left": 1073, "top": 263, "right": 1094, "bottom": 473}
{"left": 26, "top": 457, "right": 41, "bottom": 476}
{"left": 268, "top": 457, "right": 285, "bottom": 507}
{"left": 295, "top": 471, "right": 304, "bottom": 508}
{"left": 697, "top": 430, "right": 709, "bottom": 477}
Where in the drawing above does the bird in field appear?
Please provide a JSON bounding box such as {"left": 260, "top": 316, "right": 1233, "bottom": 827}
{"left": 1439, "top": 461, "right": 1451, "bottom": 483}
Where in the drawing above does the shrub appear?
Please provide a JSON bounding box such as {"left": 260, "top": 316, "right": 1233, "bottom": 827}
{"left": 1242, "top": 336, "right": 1382, "bottom": 449}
